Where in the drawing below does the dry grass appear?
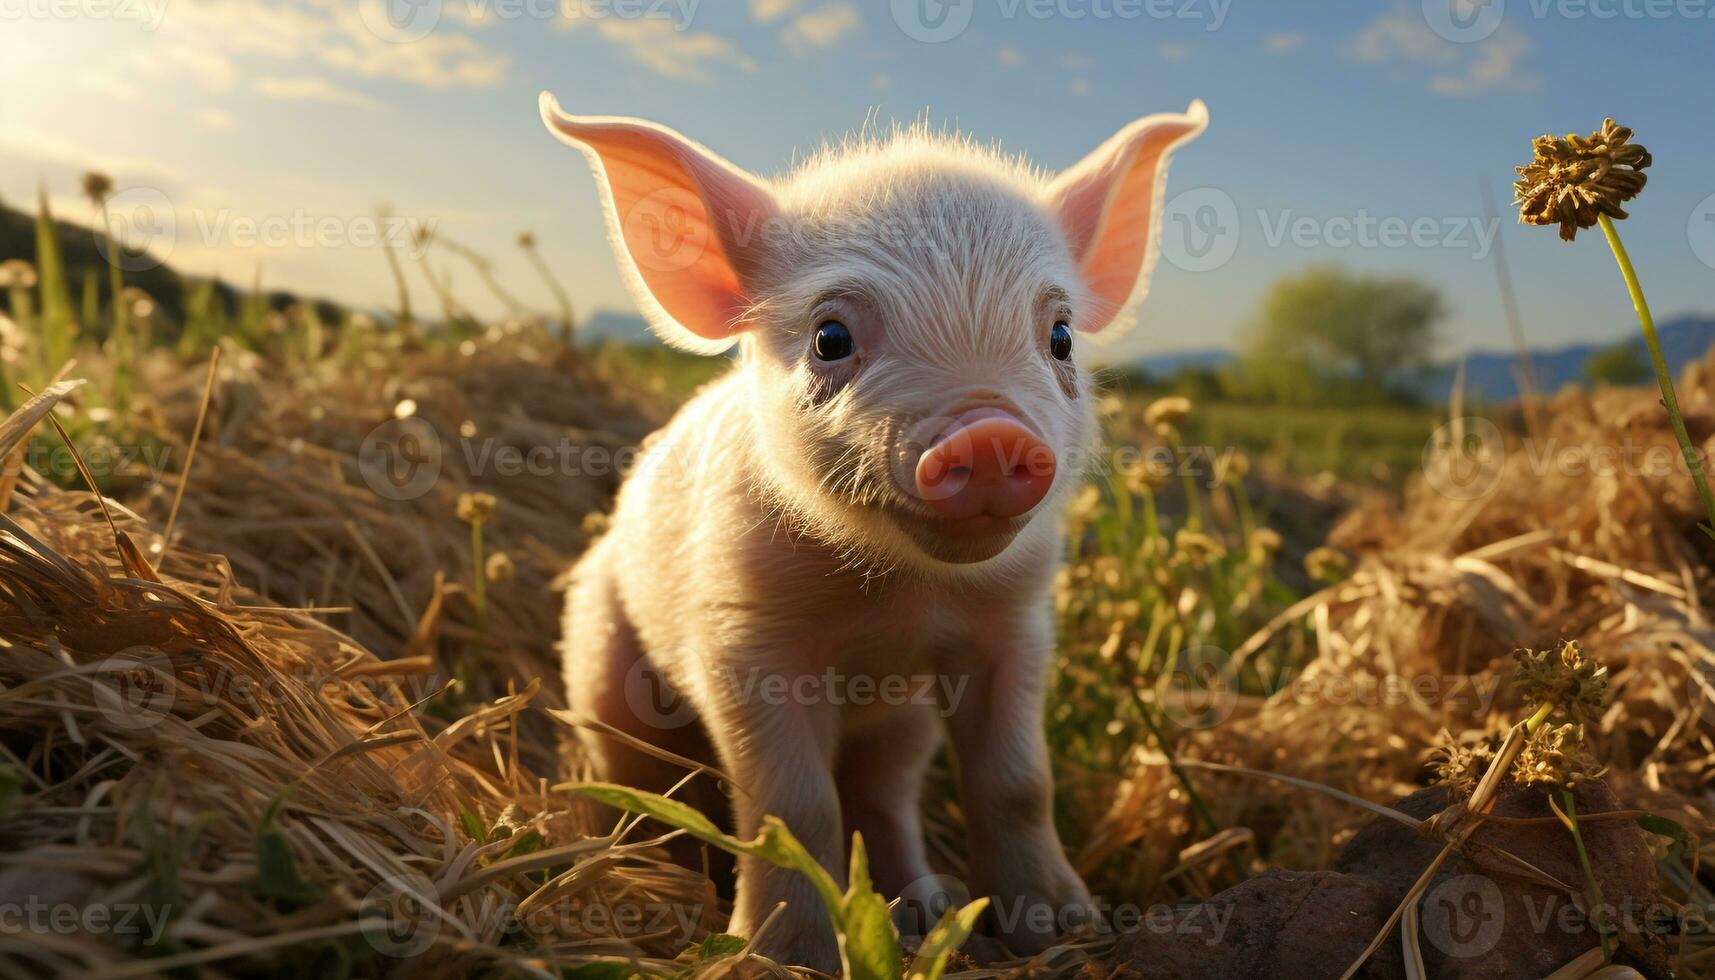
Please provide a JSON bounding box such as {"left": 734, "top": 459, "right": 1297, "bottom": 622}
{"left": 0, "top": 333, "right": 731, "bottom": 978}
{"left": 2, "top": 319, "right": 1715, "bottom": 977}
{"left": 1076, "top": 358, "right": 1715, "bottom": 973}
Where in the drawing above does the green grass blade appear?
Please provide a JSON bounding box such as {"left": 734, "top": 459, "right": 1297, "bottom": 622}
{"left": 906, "top": 898, "right": 988, "bottom": 980}
{"left": 32, "top": 186, "right": 76, "bottom": 377}
{"left": 839, "top": 834, "right": 902, "bottom": 980}
{"left": 566, "top": 782, "right": 846, "bottom": 918}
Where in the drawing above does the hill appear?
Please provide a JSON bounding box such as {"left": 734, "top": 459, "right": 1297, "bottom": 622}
{"left": 0, "top": 196, "right": 358, "bottom": 332}
{"left": 1405, "top": 316, "right": 1715, "bottom": 403}
{"left": 1128, "top": 317, "right": 1715, "bottom": 405}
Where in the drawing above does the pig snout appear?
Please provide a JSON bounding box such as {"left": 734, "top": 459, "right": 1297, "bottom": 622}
{"left": 914, "top": 409, "right": 1056, "bottom": 520}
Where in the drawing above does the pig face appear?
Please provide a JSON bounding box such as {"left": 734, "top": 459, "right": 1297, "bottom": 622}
{"left": 541, "top": 96, "right": 1207, "bottom": 568}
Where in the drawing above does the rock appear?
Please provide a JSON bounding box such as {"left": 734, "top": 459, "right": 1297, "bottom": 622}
{"left": 1104, "top": 778, "right": 1673, "bottom": 980}
{"left": 1105, "top": 870, "right": 1393, "bottom": 979}
{"left": 1333, "top": 780, "right": 1672, "bottom": 980}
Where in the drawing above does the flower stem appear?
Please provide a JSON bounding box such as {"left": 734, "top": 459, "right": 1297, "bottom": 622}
{"left": 1137, "top": 703, "right": 1217, "bottom": 836}
{"left": 1598, "top": 213, "right": 1715, "bottom": 539}
{"left": 1557, "top": 788, "right": 1615, "bottom": 962}
{"left": 1525, "top": 699, "right": 1555, "bottom": 734}
{"left": 99, "top": 203, "right": 131, "bottom": 412}
{"left": 470, "top": 520, "right": 488, "bottom": 636}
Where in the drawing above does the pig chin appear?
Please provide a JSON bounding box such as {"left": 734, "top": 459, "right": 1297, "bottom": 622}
{"left": 882, "top": 505, "right": 1035, "bottom": 565}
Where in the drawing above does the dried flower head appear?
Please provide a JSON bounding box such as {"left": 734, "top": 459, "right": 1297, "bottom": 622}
{"left": 81, "top": 170, "right": 114, "bottom": 206}
{"left": 0, "top": 259, "right": 38, "bottom": 290}
{"left": 1514, "top": 118, "right": 1651, "bottom": 241}
{"left": 1304, "top": 546, "right": 1349, "bottom": 582}
{"left": 485, "top": 551, "right": 516, "bottom": 583}
{"left": 457, "top": 491, "right": 498, "bottom": 525}
{"left": 1173, "top": 528, "right": 1225, "bottom": 565}
{"left": 0, "top": 314, "right": 22, "bottom": 364}
{"left": 1247, "top": 527, "right": 1282, "bottom": 556}
{"left": 1429, "top": 729, "right": 1501, "bottom": 797}
{"left": 517, "top": 231, "right": 537, "bottom": 249}
{"left": 1217, "top": 452, "right": 1251, "bottom": 484}
{"left": 1512, "top": 639, "right": 1608, "bottom": 724}
{"left": 1144, "top": 396, "right": 1192, "bottom": 435}
{"left": 1097, "top": 393, "right": 1126, "bottom": 422}
{"left": 1513, "top": 722, "right": 1603, "bottom": 789}
{"left": 122, "top": 286, "right": 156, "bottom": 321}
{"left": 1123, "top": 456, "right": 1169, "bottom": 495}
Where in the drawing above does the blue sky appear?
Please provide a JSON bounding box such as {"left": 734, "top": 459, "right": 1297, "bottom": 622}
{"left": 2, "top": 0, "right": 1712, "bottom": 362}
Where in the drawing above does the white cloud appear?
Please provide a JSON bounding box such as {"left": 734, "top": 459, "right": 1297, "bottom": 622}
{"left": 1158, "top": 43, "right": 1190, "bottom": 63}
{"left": 77, "top": 70, "right": 144, "bottom": 103}
{"left": 997, "top": 45, "right": 1022, "bottom": 68}
{"left": 254, "top": 76, "right": 381, "bottom": 110}
{"left": 194, "top": 108, "right": 236, "bottom": 130}
{"left": 782, "top": 3, "right": 861, "bottom": 55}
{"left": 140, "top": 43, "right": 242, "bottom": 92}
{"left": 445, "top": 3, "right": 497, "bottom": 27}
{"left": 0, "top": 125, "right": 184, "bottom": 185}
{"left": 750, "top": 0, "right": 801, "bottom": 22}
{"left": 1264, "top": 32, "right": 1306, "bottom": 53}
{"left": 153, "top": 0, "right": 510, "bottom": 92}
{"left": 1430, "top": 30, "right": 1533, "bottom": 96}
{"left": 572, "top": 17, "right": 757, "bottom": 83}
{"left": 1348, "top": 7, "right": 1536, "bottom": 96}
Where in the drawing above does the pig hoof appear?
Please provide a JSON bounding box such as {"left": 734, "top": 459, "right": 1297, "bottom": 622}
{"left": 989, "top": 871, "right": 1096, "bottom": 955}
{"left": 749, "top": 931, "right": 840, "bottom": 974}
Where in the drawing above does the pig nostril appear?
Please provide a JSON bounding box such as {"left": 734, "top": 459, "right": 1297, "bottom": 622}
{"left": 914, "top": 412, "right": 1055, "bottom": 520}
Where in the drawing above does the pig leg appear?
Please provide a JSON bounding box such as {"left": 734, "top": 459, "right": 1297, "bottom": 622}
{"left": 942, "top": 617, "right": 1093, "bottom": 954}
{"left": 836, "top": 706, "right": 940, "bottom": 932}
{"left": 707, "top": 672, "right": 845, "bottom": 973}
{"left": 562, "top": 553, "right": 729, "bottom": 872}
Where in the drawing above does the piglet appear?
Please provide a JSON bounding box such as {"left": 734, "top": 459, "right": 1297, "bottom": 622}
{"left": 542, "top": 93, "right": 1207, "bottom": 971}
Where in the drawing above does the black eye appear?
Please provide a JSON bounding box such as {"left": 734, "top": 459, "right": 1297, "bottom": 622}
{"left": 1050, "top": 321, "right": 1073, "bottom": 361}
{"left": 813, "top": 320, "right": 854, "bottom": 361}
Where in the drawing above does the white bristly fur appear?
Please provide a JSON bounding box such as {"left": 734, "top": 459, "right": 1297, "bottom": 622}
{"left": 548, "top": 99, "right": 1205, "bottom": 971}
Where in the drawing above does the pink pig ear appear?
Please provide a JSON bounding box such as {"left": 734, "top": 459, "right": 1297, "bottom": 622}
{"left": 540, "top": 92, "right": 778, "bottom": 354}
{"left": 1045, "top": 101, "right": 1208, "bottom": 337}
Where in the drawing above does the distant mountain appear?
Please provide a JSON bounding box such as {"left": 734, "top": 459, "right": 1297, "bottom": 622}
{"left": 0, "top": 197, "right": 351, "bottom": 329}
{"left": 582, "top": 310, "right": 653, "bottom": 343}
{"left": 1124, "top": 316, "right": 1715, "bottom": 405}
{"left": 1406, "top": 315, "right": 1715, "bottom": 404}
{"left": 1129, "top": 347, "right": 1234, "bottom": 377}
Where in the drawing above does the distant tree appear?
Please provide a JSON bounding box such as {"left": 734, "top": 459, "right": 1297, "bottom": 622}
{"left": 1585, "top": 343, "right": 1648, "bottom": 386}
{"left": 1237, "top": 266, "right": 1443, "bottom": 404}
{"left": 1165, "top": 364, "right": 1228, "bottom": 403}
